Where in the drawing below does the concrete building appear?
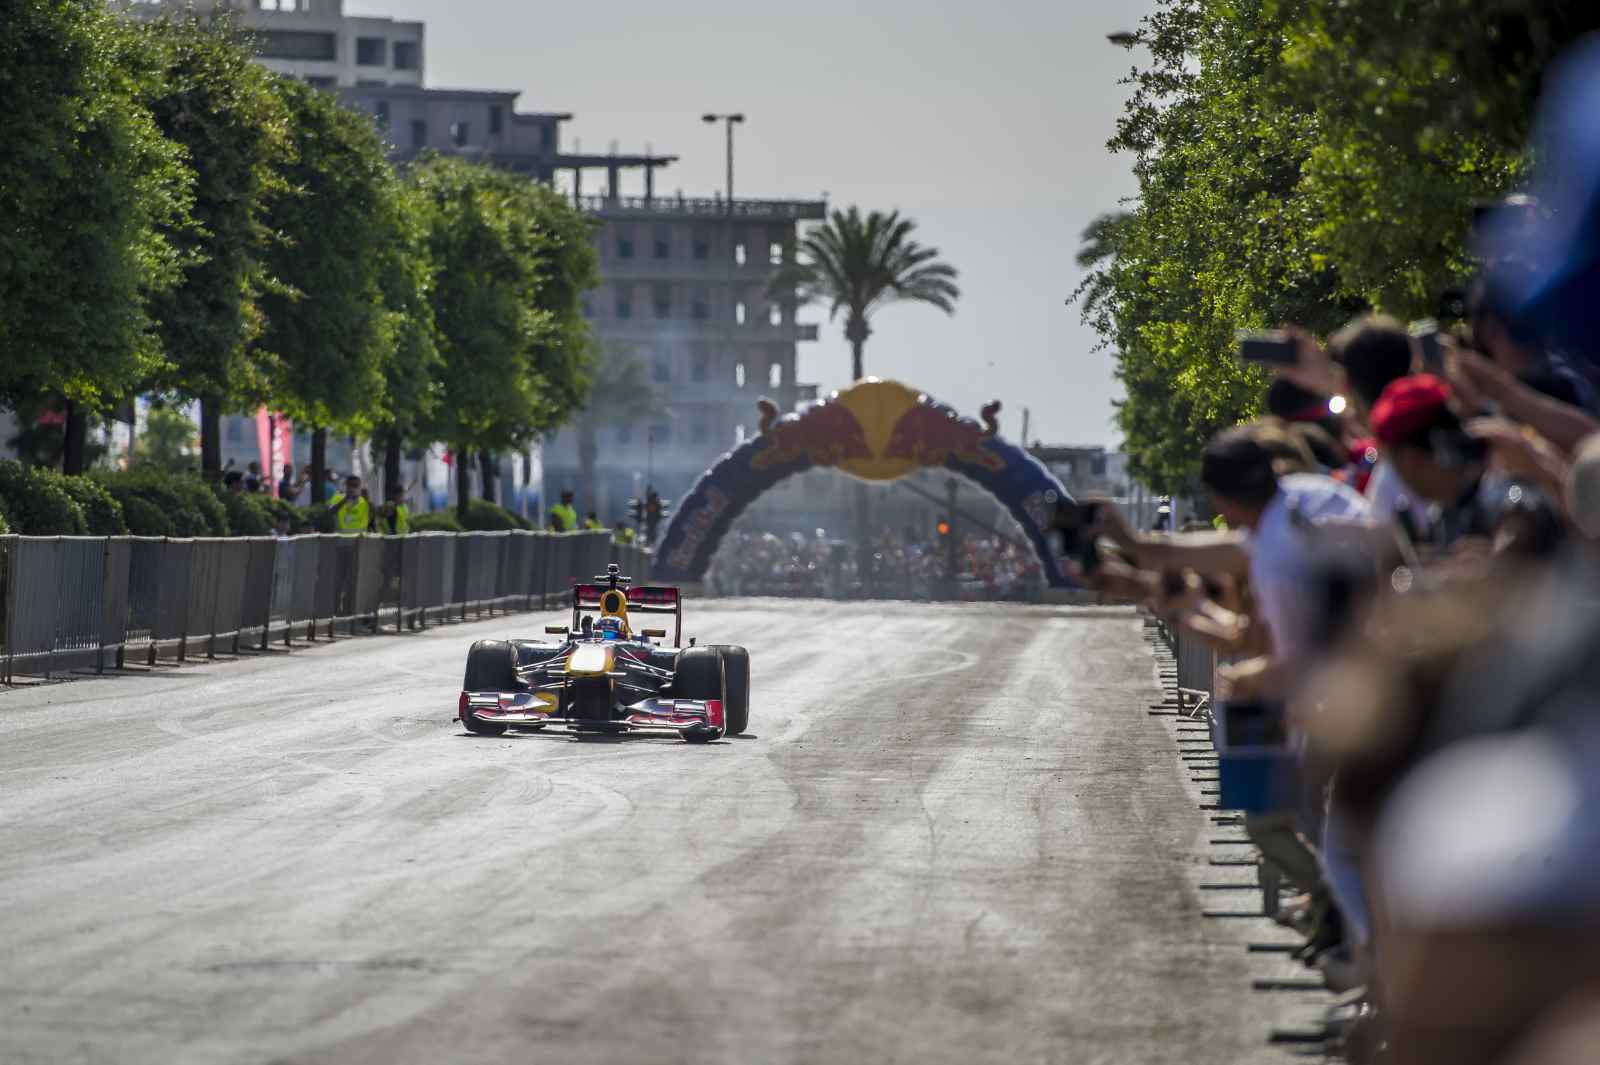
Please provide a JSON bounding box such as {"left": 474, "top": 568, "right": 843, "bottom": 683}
{"left": 541, "top": 193, "right": 827, "bottom": 523}
{"left": 119, "top": 0, "right": 424, "bottom": 89}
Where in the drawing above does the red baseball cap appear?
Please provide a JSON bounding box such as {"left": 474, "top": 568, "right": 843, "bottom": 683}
{"left": 1371, "top": 374, "right": 1452, "bottom": 445}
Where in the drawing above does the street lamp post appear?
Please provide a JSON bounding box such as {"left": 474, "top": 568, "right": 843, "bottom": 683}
{"left": 701, "top": 112, "right": 745, "bottom": 207}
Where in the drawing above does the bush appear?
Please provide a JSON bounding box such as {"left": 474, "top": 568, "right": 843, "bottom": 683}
{"left": 409, "top": 510, "right": 464, "bottom": 533}
{"left": 95, "top": 469, "right": 228, "bottom": 537}
{"left": 0, "top": 460, "right": 86, "bottom": 534}
{"left": 57, "top": 475, "right": 127, "bottom": 535}
{"left": 298, "top": 503, "right": 337, "bottom": 534}
{"left": 120, "top": 495, "right": 173, "bottom": 537}
{"left": 213, "top": 485, "right": 274, "bottom": 536}
{"left": 458, "top": 499, "right": 530, "bottom": 531}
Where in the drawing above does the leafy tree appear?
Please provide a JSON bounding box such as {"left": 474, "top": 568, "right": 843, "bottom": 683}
{"left": 1078, "top": 0, "right": 1600, "bottom": 488}
{"left": 774, "top": 206, "right": 959, "bottom": 381}
{"left": 573, "top": 345, "right": 665, "bottom": 511}
{"left": 0, "top": 1, "right": 191, "bottom": 473}
{"left": 254, "top": 78, "right": 406, "bottom": 504}
{"left": 408, "top": 157, "right": 598, "bottom": 514}
{"left": 133, "top": 13, "right": 292, "bottom": 476}
{"left": 134, "top": 403, "right": 198, "bottom": 472}
{"left": 371, "top": 180, "right": 442, "bottom": 498}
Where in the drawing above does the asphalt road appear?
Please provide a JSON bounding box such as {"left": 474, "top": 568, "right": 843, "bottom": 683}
{"left": 0, "top": 601, "right": 1313, "bottom": 1064}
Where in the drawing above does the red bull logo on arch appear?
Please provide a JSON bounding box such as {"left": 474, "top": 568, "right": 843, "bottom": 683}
{"left": 651, "top": 378, "right": 1079, "bottom": 589}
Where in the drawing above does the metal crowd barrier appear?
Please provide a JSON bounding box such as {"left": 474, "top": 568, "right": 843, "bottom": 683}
{"left": 1, "top": 529, "right": 640, "bottom": 682}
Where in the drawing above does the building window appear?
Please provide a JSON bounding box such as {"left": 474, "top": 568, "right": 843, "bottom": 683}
{"left": 692, "top": 423, "right": 709, "bottom": 444}
{"left": 652, "top": 360, "right": 670, "bottom": 383}
{"left": 654, "top": 227, "right": 671, "bottom": 259}
{"left": 691, "top": 291, "right": 709, "bottom": 320}
{"left": 393, "top": 41, "right": 420, "bottom": 71}
{"left": 734, "top": 241, "right": 747, "bottom": 266}
{"left": 735, "top": 362, "right": 746, "bottom": 389}
{"left": 373, "top": 100, "right": 390, "bottom": 130}
{"left": 616, "top": 293, "right": 632, "bottom": 320}
{"left": 769, "top": 362, "right": 783, "bottom": 388}
{"left": 615, "top": 424, "right": 633, "bottom": 445}
{"left": 489, "top": 105, "right": 504, "bottom": 136}
{"left": 691, "top": 357, "right": 709, "bottom": 383}
{"left": 355, "top": 37, "right": 387, "bottom": 66}
{"left": 769, "top": 240, "right": 785, "bottom": 266}
{"left": 355, "top": 79, "right": 386, "bottom": 88}
{"left": 255, "top": 30, "right": 336, "bottom": 61}
{"left": 450, "top": 121, "right": 470, "bottom": 147}
{"left": 650, "top": 424, "right": 671, "bottom": 445}
{"left": 410, "top": 119, "right": 427, "bottom": 149}
{"left": 541, "top": 124, "right": 555, "bottom": 151}
{"left": 768, "top": 303, "right": 782, "bottom": 327}
{"left": 692, "top": 233, "right": 710, "bottom": 260}
{"left": 305, "top": 75, "right": 337, "bottom": 90}
{"left": 616, "top": 231, "right": 634, "bottom": 259}
{"left": 735, "top": 301, "right": 747, "bottom": 325}
{"left": 653, "top": 283, "right": 671, "bottom": 319}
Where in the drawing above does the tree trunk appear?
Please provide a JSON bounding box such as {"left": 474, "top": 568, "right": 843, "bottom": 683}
{"left": 846, "top": 320, "right": 871, "bottom": 574}
{"left": 61, "top": 400, "right": 87, "bottom": 475}
{"left": 456, "top": 447, "right": 472, "bottom": 516}
{"left": 478, "top": 451, "right": 497, "bottom": 504}
{"left": 199, "top": 395, "right": 223, "bottom": 477}
{"left": 383, "top": 429, "right": 402, "bottom": 500}
{"left": 577, "top": 418, "right": 598, "bottom": 515}
{"left": 310, "top": 428, "right": 328, "bottom": 505}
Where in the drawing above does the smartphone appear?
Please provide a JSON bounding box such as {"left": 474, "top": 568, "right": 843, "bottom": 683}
{"left": 1238, "top": 331, "right": 1299, "bottom": 367}
{"left": 1410, "top": 319, "right": 1444, "bottom": 372}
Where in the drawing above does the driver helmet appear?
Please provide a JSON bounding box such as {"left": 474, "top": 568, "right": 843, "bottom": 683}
{"left": 596, "top": 616, "right": 624, "bottom": 641}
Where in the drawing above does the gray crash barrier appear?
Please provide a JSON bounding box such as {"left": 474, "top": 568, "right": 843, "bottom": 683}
{"left": 0, "top": 528, "right": 647, "bottom": 681}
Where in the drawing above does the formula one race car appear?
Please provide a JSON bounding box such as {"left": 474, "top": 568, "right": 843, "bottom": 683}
{"left": 456, "top": 564, "right": 749, "bottom": 743}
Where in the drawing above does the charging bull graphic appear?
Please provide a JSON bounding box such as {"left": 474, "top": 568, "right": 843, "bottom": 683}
{"left": 652, "top": 378, "right": 1076, "bottom": 587}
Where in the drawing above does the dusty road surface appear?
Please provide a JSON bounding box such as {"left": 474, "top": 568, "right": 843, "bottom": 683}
{"left": 0, "top": 601, "right": 1305, "bottom": 1064}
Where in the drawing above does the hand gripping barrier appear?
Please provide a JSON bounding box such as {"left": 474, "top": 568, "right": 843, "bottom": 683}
{"left": 0, "top": 529, "right": 650, "bottom": 682}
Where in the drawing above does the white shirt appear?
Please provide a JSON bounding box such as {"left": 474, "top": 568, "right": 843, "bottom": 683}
{"left": 1247, "top": 473, "right": 1372, "bottom": 666}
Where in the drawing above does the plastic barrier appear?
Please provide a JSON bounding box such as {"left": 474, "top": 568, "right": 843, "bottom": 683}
{"left": 0, "top": 530, "right": 649, "bottom": 681}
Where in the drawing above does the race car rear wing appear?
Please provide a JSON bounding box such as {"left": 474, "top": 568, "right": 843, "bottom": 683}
{"left": 571, "top": 584, "right": 683, "bottom": 646}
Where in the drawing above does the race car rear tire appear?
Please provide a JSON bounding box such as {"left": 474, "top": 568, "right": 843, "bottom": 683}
{"left": 709, "top": 645, "right": 750, "bottom": 735}
{"left": 672, "top": 647, "right": 724, "bottom": 737}
{"left": 461, "top": 640, "right": 516, "bottom": 736}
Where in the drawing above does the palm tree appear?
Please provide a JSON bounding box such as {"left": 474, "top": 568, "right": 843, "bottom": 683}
{"left": 574, "top": 345, "right": 666, "bottom": 521}
{"left": 771, "top": 207, "right": 959, "bottom": 575}
{"left": 773, "top": 206, "right": 960, "bottom": 381}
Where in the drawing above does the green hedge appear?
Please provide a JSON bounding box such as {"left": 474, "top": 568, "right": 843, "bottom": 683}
{"left": 409, "top": 510, "right": 464, "bottom": 533}
{"left": 298, "top": 502, "right": 337, "bottom": 533}
{"left": 0, "top": 460, "right": 86, "bottom": 535}
{"left": 458, "top": 499, "right": 531, "bottom": 531}
{"left": 58, "top": 476, "right": 127, "bottom": 535}
{"left": 214, "top": 486, "right": 274, "bottom": 536}
{"left": 94, "top": 469, "right": 227, "bottom": 537}
{"left": 120, "top": 495, "right": 174, "bottom": 537}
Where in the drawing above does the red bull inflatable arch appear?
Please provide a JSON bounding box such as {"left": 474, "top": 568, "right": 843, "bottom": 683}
{"left": 651, "top": 378, "right": 1077, "bottom": 588}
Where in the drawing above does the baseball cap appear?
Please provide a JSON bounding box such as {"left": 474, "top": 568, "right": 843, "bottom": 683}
{"left": 1370, "top": 375, "right": 1452, "bottom": 446}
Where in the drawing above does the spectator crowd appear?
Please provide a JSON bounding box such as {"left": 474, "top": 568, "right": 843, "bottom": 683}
{"left": 1077, "top": 40, "right": 1600, "bottom": 1065}
{"left": 706, "top": 528, "right": 1043, "bottom": 601}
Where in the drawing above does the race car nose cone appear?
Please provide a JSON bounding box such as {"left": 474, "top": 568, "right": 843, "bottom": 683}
{"left": 567, "top": 644, "right": 612, "bottom": 676}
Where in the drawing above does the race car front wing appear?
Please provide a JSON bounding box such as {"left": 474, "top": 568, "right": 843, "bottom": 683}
{"left": 460, "top": 690, "right": 724, "bottom": 738}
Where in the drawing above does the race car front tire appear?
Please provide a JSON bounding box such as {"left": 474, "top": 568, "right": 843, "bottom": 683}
{"left": 672, "top": 647, "right": 725, "bottom": 739}
{"left": 709, "top": 645, "right": 750, "bottom": 735}
{"left": 461, "top": 639, "right": 516, "bottom": 736}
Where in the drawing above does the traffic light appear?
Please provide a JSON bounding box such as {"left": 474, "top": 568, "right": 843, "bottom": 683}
{"left": 642, "top": 489, "right": 669, "bottom": 546}
{"left": 936, "top": 518, "right": 951, "bottom": 537}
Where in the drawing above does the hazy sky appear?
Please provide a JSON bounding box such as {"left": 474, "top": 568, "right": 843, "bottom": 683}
{"left": 350, "top": 0, "right": 1161, "bottom": 447}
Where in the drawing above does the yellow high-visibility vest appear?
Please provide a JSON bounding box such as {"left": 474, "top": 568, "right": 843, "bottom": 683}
{"left": 552, "top": 502, "right": 578, "bottom": 531}
{"left": 334, "top": 496, "right": 370, "bottom": 535}
{"left": 387, "top": 503, "right": 410, "bottom": 535}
